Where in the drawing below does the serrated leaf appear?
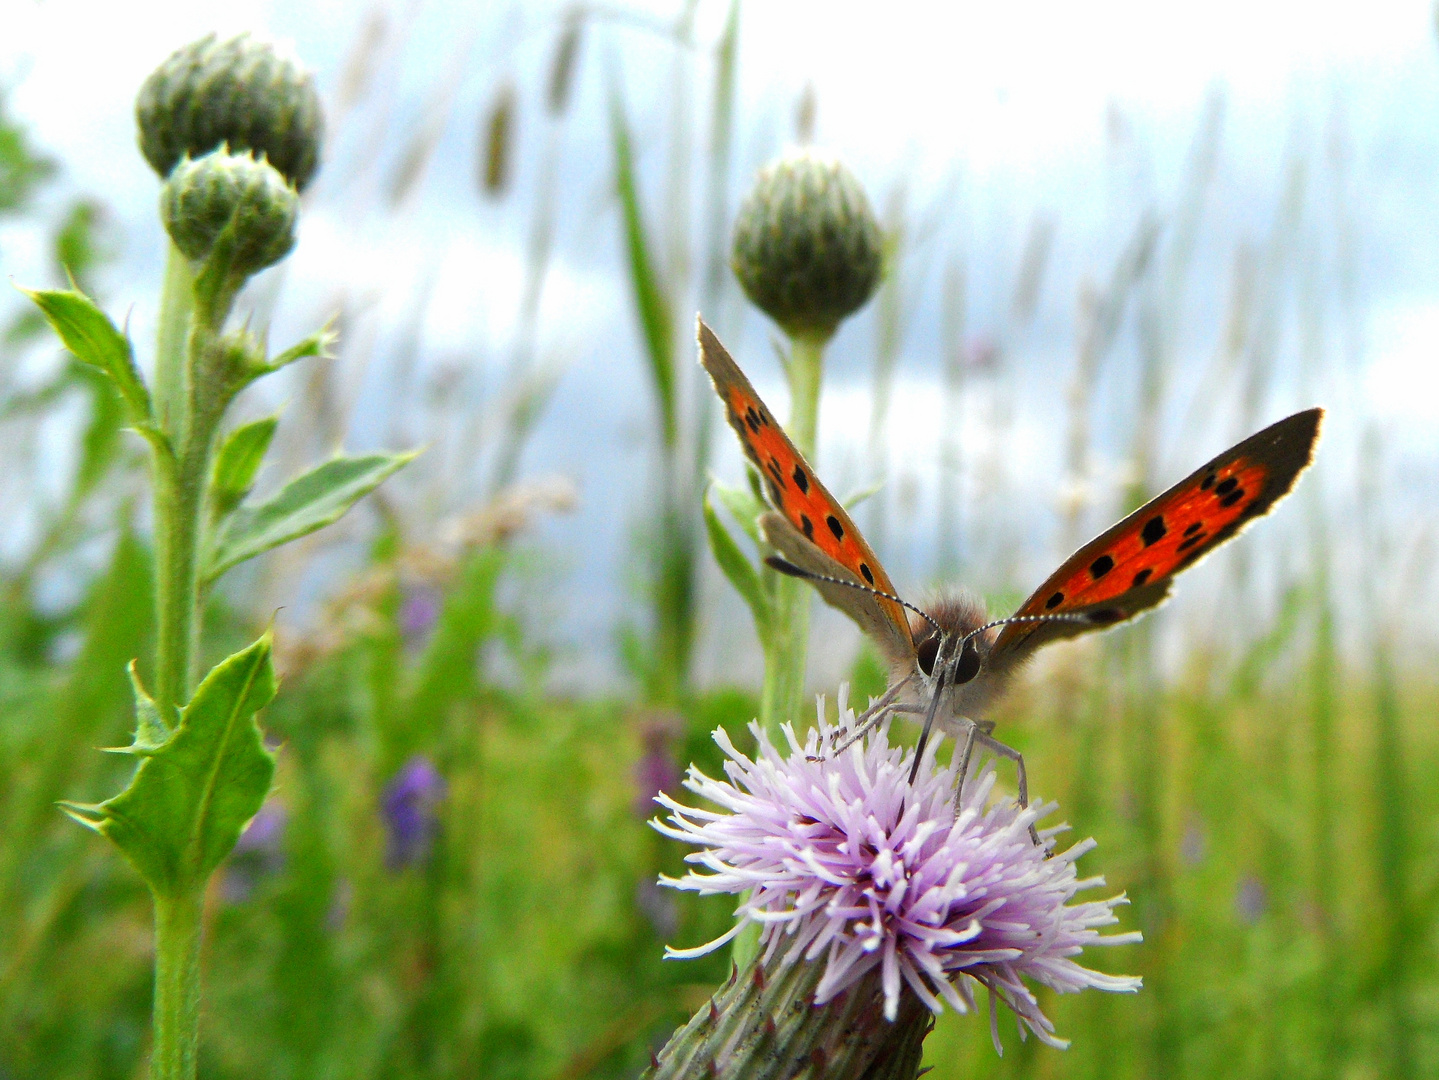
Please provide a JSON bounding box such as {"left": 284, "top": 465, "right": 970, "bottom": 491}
{"left": 204, "top": 450, "right": 418, "bottom": 582}
{"left": 704, "top": 487, "right": 771, "bottom": 646}
{"left": 710, "top": 475, "right": 766, "bottom": 548}
{"left": 61, "top": 634, "right": 278, "bottom": 895}
{"left": 101, "top": 661, "right": 172, "bottom": 756}
{"left": 21, "top": 286, "right": 151, "bottom": 421}
{"left": 211, "top": 415, "right": 279, "bottom": 520}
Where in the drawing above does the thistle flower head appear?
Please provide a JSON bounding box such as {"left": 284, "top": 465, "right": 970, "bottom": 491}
{"left": 731, "top": 150, "right": 883, "bottom": 340}
{"left": 654, "top": 691, "right": 1141, "bottom": 1050}
{"left": 137, "top": 32, "right": 323, "bottom": 191}
{"left": 161, "top": 148, "right": 298, "bottom": 277}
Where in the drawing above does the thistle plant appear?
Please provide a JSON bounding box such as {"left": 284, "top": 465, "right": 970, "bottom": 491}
{"left": 646, "top": 691, "right": 1140, "bottom": 1079}
{"left": 21, "top": 33, "right": 412, "bottom": 1080}
{"left": 708, "top": 150, "right": 883, "bottom": 735}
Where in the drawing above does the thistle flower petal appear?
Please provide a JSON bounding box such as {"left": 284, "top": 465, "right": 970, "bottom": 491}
{"left": 653, "top": 690, "right": 1141, "bottom": 1047}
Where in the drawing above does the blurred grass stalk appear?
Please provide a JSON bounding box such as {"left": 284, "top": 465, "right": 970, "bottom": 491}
{"left": 608, "top": 0, "right": 740, "bottom": 706}
{"left": 1362, "top": 427, "right": 1417, "bottom": 1080}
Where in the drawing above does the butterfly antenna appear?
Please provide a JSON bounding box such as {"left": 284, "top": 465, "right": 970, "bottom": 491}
{"left": 765, "top": 556, "right": 942, "bottom": 634}
{"left": 959, "top": 610, "right": 1107, "bottom": 647}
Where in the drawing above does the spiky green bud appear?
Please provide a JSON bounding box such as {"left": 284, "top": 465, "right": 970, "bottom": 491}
{"left": 731, "top": 151, "right": 883, "bottom": 340}
{"left": 137, "top": 33, "right": 323, "bottom": 192}
{"left": 161, "top": 149, "right": 297, "bottom": 277}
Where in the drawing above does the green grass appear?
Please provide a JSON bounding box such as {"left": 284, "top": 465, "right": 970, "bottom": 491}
{"left": 1, "top": 529, "right": 1434, "bottom": 1079}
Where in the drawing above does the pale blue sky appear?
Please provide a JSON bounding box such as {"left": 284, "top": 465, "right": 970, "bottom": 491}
{"left": 4, "top": 0, "right": 1437, "bottom": 680}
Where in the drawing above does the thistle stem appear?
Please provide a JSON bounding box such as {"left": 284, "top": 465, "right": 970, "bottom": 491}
{"left": 152, "top": 437, "right": 209, "bottom": 720}
{"left": 154, "top": 241, "right": 194, "bottom": 438}
{"left": 150, "top": 887, "right": 205, "bottom": 1080}
{"left": 147, "top": 244, "right": 233, "bottom": 1078}
{"left": 758, "top": 330, "right": 826, "bottom": 735}
{"left": 151, "top": 241, "right": 203, "bottom": 722}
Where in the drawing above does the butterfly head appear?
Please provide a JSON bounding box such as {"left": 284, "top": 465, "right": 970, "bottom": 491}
{"left": 905, "top": 592, "right": 1008, "bottom": 727}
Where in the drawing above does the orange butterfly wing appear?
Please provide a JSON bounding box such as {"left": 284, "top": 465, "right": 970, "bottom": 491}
{"left": 990, "top": 408, "right": 1323, "bottom": 665}
{"left": 697, "top": 320, "right": 914, "bottom": 656}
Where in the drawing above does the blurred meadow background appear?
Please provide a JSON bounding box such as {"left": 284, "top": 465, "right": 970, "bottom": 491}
{"left": 2, "top": 0, "right": 1438, "bottom": 1077}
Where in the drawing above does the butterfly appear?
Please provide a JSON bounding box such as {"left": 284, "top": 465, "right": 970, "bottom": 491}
{"left": 699, "top": 318, "right": 1322, "bottom": 809}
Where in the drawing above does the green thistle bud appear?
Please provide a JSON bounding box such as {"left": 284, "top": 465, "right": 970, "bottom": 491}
{"left": 731, "top": 151, "right": 883, "bottom": 340}
{"left": 137, "top": 33, "right": 323, "bottom": 192}
{"left": 162, "top": 149, "right": 298, "bottom": 277}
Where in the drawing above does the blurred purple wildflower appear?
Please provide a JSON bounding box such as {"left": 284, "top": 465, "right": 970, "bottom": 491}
{"left": 1235, "top": 875, "right": 1267, "bottom": 924}
{"left": 382, "top": 754, "right": 446, "bottom": 870}
{"left": 221, "top": 801, "right": 287, "bottom": 903}
{"left": 635, "top": 878, "right": 679, "bottom": 938}
{"left": 653, "top": 691, "right": 1142, "bottom": 1050}
{"left": 399, "top": 584, "right": 443, "bottom": 646}
{"left": 633, "top": 712, "right": 683, "bottom": 819}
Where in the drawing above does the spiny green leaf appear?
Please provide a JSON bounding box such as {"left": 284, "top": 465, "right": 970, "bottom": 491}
{"left": 101, "top": 662, "right": 172, "bottom": 756}
{"left": 264, "top": 322, "right": 336, "bottom": 373}
{"left": 608, "top": 78, "right": 676, "bottom": 448}
{"left": 20, "top": 286, "right": 151, "bottom": 421}
{"left": 710, "top": 474, "right": 766, "bottom": 548}
{"left": 704, "top": 486, "right": 771, "bottom": 646}
{"left": 211, "top": 414, "right": 280, "bottom": 520}
{"left": 204, "top": 450, "right": 418, "bottom": 582}
{"left": 61, "top": 634, "right": 278, "bottom": 895}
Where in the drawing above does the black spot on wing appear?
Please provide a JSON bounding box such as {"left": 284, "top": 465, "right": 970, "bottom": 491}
{"left": 859, "top": 562, "right": 874, "bottom": 585}
{"left": 1215, "top": 476, "right": 1238, "bottom": 496}
{"left": 1201, "top": 472, "right": 1216, "bottom": 490}
{"left": 1045, "top": 591, "right": 1065, "bottom": 609}
{"left": 1177, "top": 532, "right": 1207, "bottom": 553}
{"left": 1131, "top": 568, "right": 1153, "bottom": 588}
{"left": 1090, "top": 554, "right": 1114, "bottom": 579}
{"left": 827, "top": 515, "right": 844, "bottom": 541}
{"left": 1219, "top": 487, "right": 1246, "bottom": 509}
{"left": 1184, "top": 521, "right": 1203, "bottom": 536}
{"left": 800, "top": 514, "right": 814, "bottom": 540}
{"left": 792, "top": 465, "right": 809, "bottom": 494}
{"left": 1142, "top": 516, "right": 1167, "bottom": 546}
{"left": 745, "top": 407, "right": 761, "bottom": 433}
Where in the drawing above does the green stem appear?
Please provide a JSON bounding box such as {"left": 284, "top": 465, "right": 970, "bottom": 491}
{"left": 147, "top": 250, "right": 238, "bottom": 1075}
{"left": 152, "top": 438, "right": 209, "bottom": 720}
{"left": 150, "top": 888, "right": 205, "bottom": 1080}
{"left": 154, "top": 241, "right": 194, "bottom": 439}
{"left": 758, "top": 330, "right": 827, "bottom": 736}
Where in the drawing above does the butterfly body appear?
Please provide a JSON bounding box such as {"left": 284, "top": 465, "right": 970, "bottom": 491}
{"left": 699, "top": 318, "right": 1322, "bottom": 745}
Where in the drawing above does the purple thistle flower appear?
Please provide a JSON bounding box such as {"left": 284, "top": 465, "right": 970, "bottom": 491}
{"left": 653, "top": 691, "right": 1141, "bottom": 1051}
{"left": 381, "top": 754, "right": 446, "bottom": 870}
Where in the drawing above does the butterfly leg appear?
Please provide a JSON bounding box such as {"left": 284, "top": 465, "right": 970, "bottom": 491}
{"left": 818, "top": 677, "right": 913, "bottom": 759}
{"left": 973, "top": 730, "right": 1043, "bottom": 849}
{"left": 951, "top": 719, "right": 980, "bottom": 813}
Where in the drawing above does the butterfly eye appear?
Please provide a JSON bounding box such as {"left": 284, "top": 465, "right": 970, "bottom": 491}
{"left": 916, "top": 636, "right": 940, "bottom": 677}
{"left": 953, "top": 640, "right": 981, "bottom": 684}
